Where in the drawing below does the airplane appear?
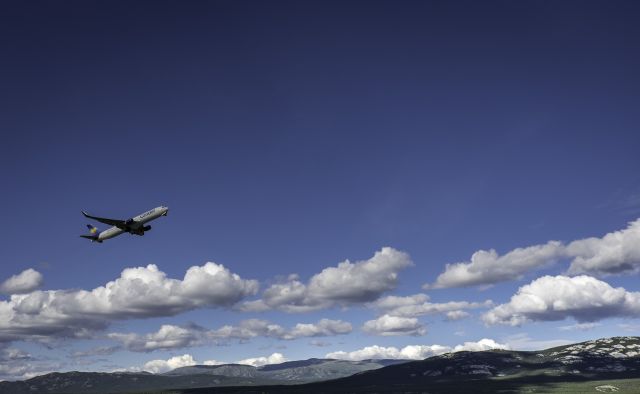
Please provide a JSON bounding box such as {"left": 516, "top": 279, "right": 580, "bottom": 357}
{"left": 80, "top": 206, "right": 169, "bottom": 243}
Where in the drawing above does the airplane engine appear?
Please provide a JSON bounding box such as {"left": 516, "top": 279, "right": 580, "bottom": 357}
{"left": 143, "top": 225, "right": 152, "bottom": 231}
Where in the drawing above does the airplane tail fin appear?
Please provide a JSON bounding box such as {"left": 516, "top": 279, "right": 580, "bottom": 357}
{"left": 81, "top": 225, "right": 101, "bottom": 242}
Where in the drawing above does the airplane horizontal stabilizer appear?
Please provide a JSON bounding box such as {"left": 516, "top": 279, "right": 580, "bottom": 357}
{"left": 81, "top": 235, "right": 102, "bottom": 243}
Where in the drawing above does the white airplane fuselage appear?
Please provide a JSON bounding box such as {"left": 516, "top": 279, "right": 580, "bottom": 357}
{"left": 94, "top": 206, "right": 168, "bottom": 242}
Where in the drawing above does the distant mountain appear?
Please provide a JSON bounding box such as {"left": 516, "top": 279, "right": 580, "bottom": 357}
{"left": 323, "top": 336, "right": 640, "bottom": 391}
{"left": 165, "top": 358, "right": 409, "bottom": 383}
{"left": 0, "top": 358, "right": 405, "bottom": 394}
{"left": 3, "top": 338, "right": 640, "bottom": 394}
{"left": 164, "top": 364, "right": 261, "bottom": 378}
{"left": 177, "top": 337, "right": 640, "bottom": 393}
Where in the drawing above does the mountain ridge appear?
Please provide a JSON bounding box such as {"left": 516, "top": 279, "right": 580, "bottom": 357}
{"left": 0, "top": 357, "right": 408, "bottom": 393}
{"left": 2, "top": 336, "right": 639, "bottom": 394}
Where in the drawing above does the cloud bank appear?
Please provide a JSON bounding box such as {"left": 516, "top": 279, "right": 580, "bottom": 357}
{"left": 236, "top": 352, "right": 287, "bottom": 367}
{"left": 482, "top": 275, "right": 640, "bottom": 326}
{"left": 141, "top": 352, "right": 287, "bottom": 373}
{"left": 369, "top": 293, "right": 492, "bottom": 318}
{"left": 109, "top": 318, "right": 352, "bottom": 352}
{"left": 427, "top": 219, "right": 640, "bottom": 289}
{"left": 359, "top": 293, "right": 491, "bottom": 336}
{"left": 362, "top": 315, "right": 426, "bottom": 336}
{"left": 0, "top": 262, "right": 258, "bottom": 343}
{"left": 240, "top": 247, "right": 413, "bottom": 312}
{"left": 143, "top": 354, "right": 196, "bottom": 374}
{"left": 326, "top": 339, "right": 509, "bottom": 361}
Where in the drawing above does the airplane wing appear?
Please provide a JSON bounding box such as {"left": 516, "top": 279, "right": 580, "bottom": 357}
{"left": 82, "top": 211, "right": 127, "bottom": 228}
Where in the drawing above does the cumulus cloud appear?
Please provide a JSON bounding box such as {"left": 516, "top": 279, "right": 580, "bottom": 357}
{"left": 143, "top": 354, "right": 196, "bottom": 374}
{"left": 135, "top": 353, "right": 287, "bottom": 374}
{"left": 445, "top": 310, "right": 470, "bottom": 321}
{"left": 203, "top": 359, "right": 224, "bottom": 366}
{"left": 239, "top": 247, "right": 413, "bottom": 313}
{"left": 209, "top": 319, "right": 287, "bottom": 342}
{"left": 427, "top": 219, "right": 640, "bottom": 289}
{"left": 427, "top": 241, "right": 565, "bottom": 289}
{"left": 140, "top": 352, "right": 288, "bottom": 374}
{"left": 209, "top": 318, "right": 352, "bottom": 342}
{"left": 566, "top": 219, "right": 640, "bottom": 275}
{"left": 0, "top": 262, "right": 258, "bottom": 343}
{"left": 362, "top": 315, "right": 426, "bottom": 336}
{"left": 109, "top": 319, "right": 352, "bottom": 352}
{"left": 327, "top": 345, "right": 429, "bottom": 360}
{"left": 0, "top": 269, "right": 43, "bottom": 295}
{"left": 360, "top": 293, "right": 490, "bottom": 335}
{"left": 237, "top": 352, "right": 287, "bottom": 367}
{"left": 482, "top": 275, "right": 640, "bottom": 326}
{"left": 369, "top": 293, "right": 492, "bottom": 318}
{"left": 285, "top": 319, "right": 352, "bottom": 340}
{"left": 372, "top": 293, "right": 429, "bottom": 310}
{"left": 452, "top": 338, "right": 509, "bottom": 352}
{"left": 109, "top": 325, "right": 203, "bottom": 352}
{"left": 326, "top": 339, "right": 508, "bottom": 361}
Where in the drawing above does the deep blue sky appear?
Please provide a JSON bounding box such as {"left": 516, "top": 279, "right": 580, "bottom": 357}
{"left": 1, "top": 0, "right": 640, "bottom": 378}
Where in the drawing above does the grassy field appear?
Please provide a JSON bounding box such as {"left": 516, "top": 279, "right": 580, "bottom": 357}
{"left": 502, "top": 378, "right": 640, "bottom": 393}
{"left": 152, "top": 376, "right": 640, "bottom": 394}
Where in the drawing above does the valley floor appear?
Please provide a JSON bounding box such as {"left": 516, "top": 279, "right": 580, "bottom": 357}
{"left": 155, "top": 376, "right": 640, "bottom": 394}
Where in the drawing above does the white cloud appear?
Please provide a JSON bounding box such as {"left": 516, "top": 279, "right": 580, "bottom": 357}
{"left": 397, "top": 344, "right": 451, "bottom": 359}
{"left": 359, "top": 293, "right": 490, "bottom": 335}
{"left": 0, "top": 262, "right": 258, "bottom": 343}
{"left": 206, "top": 318, "right": 351, "bottom": 342}
{"left": 203, "top": 359, "right": 224, "bottom": 366}
{"left": 306, "top": 247, "right": 412, "bottom": 303}
{"left": 445, "top": 310, "right": 470, "bottom": 320}
{"left": 140, "top": 352, "right": 288, "bottom": 373}
{"left": 0, "top": 269, "right": 43, "bottom": 295}
{"left": 326, "top": 339, "right": 507, "bottom": 361}
{"left": 143, "top": 354, "right": 196, "bottom": 374}
{"left": 109, "top": 319, "right": 352, "bottom": 352}
{"left": 482, "top": 275, "right": 640, "bottom": 326}
{"left": 109, "top": 325, "right": 202, "bottom": 352}
{"left": 452, "top": 338, "right": 509, "bottom": 352}
{"left": 327, "top": 345, "right": 413, "bottom": 360}
{"left": 285, "top": 319, "right": 352, "bottom": 340}
{"left": 362, "top": 315, "right": 426, "bottom": 336}
{"left": 240, "top": 247, "right": 413, "bottom": 313}
{"left": 558, "top": 322, "right": 601, "bottom": 331}
{"left": 427, "top": 241, "right": 565, "bottom": 289}
{"left": 427, "top": 219, "right": 640, "bottom": 289}
{"left": 566, "top": 219, "right": 640, "bottom": 275}
{"left": 371, "top": 294, "right": 429, "bottom": 310}
{"left": 237, "top": 352, "right": 287, "bottom": 367}
{"left": 209, "top": 319, "right": 286, "bottom": 342}
{"left": 369, "top": 293, "right": 492, "bottom": 318}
